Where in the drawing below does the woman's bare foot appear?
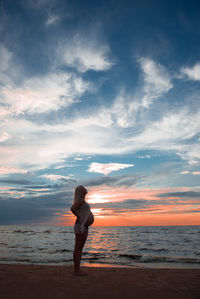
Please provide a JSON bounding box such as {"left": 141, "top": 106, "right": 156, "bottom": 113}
{"left": 73, "top": 271, "right": 88, "bottom": 276}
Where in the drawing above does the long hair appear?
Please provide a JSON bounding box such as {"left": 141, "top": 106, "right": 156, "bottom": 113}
{"left": 73, "top": 185, "right": 87, "bottom": 207}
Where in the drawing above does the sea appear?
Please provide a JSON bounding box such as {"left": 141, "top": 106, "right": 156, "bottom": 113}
{"left": 0, "top": 225, "right": 200, "bottom": 268}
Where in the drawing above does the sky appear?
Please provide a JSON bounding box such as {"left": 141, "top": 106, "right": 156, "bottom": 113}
{"left": 0, "top": 0, "right": 200, "bottom": 226}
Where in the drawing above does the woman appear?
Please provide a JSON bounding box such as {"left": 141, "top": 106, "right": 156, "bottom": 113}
{"left": 71, "top": 185, "right": 94, "bottom": 276}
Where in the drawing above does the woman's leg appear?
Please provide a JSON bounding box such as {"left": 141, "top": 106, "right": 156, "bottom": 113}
{"left": 73, "top": 227, "right": 88, "bottom": 273}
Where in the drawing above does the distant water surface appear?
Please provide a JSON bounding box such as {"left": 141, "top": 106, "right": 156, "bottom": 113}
{"left": 0, "top": 226, "right": 200, "bottom": 268}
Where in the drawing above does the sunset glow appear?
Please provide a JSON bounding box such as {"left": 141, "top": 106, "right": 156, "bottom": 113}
{"left": 90, "top": 208, "right": 104, "bottom": 217}
{"left": 56, "top": 185, "right": 200, "bottom": 226}
{"left": 87, "top": 194, "right": 111, "bottom": 204}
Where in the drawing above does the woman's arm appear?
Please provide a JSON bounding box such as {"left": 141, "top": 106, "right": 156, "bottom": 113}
{"left": 70, "top": 199, "right": 84, "bottom": 215}
{"left": 70, "top": 205, "right": 79, "bottom": 216}
{"left": 71, "top": 195, "right": 85, "bottom": 214}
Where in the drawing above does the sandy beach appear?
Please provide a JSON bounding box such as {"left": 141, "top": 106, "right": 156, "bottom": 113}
{"left": 0, "top": 264, "right": 199, "bottom": 299}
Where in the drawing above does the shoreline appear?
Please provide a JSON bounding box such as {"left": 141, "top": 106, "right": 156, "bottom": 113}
{"left": 82, "top": 262, "right": 200, "bottom": 269}
{"left": 0, "top": 263, "right": 200, "bottom": 299}
{"left": 0, "top": 261, "right": 200, "bottom": 270}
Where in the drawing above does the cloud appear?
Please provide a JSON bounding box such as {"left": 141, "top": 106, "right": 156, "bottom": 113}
{"left": 1, "top": 95, "right": 199, "bottom": 171}
{"left": 139, "top": 57, "right": 173, "bottom": 108}
{"left": 158, "top": 191, "right": 200, "bottom": 198}
{"left": 110, "top": 57, "right": 173, "bottom": 128}
{"left": 1, "top": 101, "right": 199, "bottom": 172}
{"left": 1, "top": 71, "right": 91, "bottom": 115}
{"left": 192, "top": 171, "right": 200, "bottom": 175}
{"left": 0, "top": 44, "right": 22, "bottom": 88}
{"left": 0, "top": 44, "right": 24, "bottom": 88}
{"left": 87, "top": 162, "right": 134, "bottom": 175}
{"left": 0, "top": 132, "right": 11, "bottom": 143}
{"left": 138, "top": 154, "right": 151, "bottom": 159}
{"left": 0, "top": 190, "right": 72, "bottom": 225}
{"left": 0, "top": 167, "right": 27, "bottom": 175}
{"left": 85, "top": 174, "right": 139, "bottom": 187}
{"left": 0, "top": 178, "right": 31, "bottom": 185}
{"left": 181, "top": 62, "right": 200, "bottom": 80}
{"left": 46, "top": 14, "right": 60, "bottom": 26}
{"left": 0, "top": 51, "right": 200, "bottom": 172}
{"left": 0, "top": 44, "right": 12, "bottom": 73}
{"left": 130, "top": 107, "right": 200, "bottom": 164}
{"left": 40, "top": 174, "right": 71, "bottom": 181}
{"left": 0, "top": 172, "right": 75, "bottom": 224}
{"left": 94, "top": 199, "right": 148, "bottom": 210}
{"left": 58, "top": 34, "right": 113, "bottom": 72}
{"left": 180, "top": 171, "right": 200, "bottom": 175}
{"left": 178, "top": 145, "right": 200, "bottom": 165}
{"left": 86, "top": 185, "right": 200, "bottom": 220}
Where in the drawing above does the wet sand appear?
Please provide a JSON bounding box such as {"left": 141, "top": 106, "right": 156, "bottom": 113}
{"left": 0, "top": 264, "right": 200, "bottom": 299}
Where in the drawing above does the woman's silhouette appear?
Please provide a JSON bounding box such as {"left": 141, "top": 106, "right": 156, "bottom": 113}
{"left": 71, "top": 185, "right": 94, "bottom": 276}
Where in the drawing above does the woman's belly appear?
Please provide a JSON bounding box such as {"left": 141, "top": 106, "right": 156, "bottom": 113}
{"left": 85, "top": 212, "right": 94, "bottom": 227}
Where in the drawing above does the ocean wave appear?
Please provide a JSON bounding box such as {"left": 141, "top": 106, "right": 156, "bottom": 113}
{"left": 151, "top": 248, "right": 169, "bottom": 252}
{"left": 139, "top": 248, "right": 169, "bottom": 252}
{"left": 141, "top": 256, "right": 200, "bottom": 264}
{"left": 52, "top": 249, "right": 72, "bottom": 254}
{"left": 13, "top": 230, "right": 35, "bottom": 234}
{"left": 85, "top": 252, "right": 108, "bottom": 258}
{"left": 178, "top": 257, "right": 200, "bottom": 264}
{"left": 0, "top": 257, "right": 32, "bottom": 262}
{"left": 83, "top": 257, "right": 100, "bottom": 261}
{"left": 119, "top": 254, "right": 142, "bottom": 260}
{"left": 0, "top": 242, "right": 8, "bottom": 246}
{"left": 117, "top": 253, "right": 200, "bottom": 265}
